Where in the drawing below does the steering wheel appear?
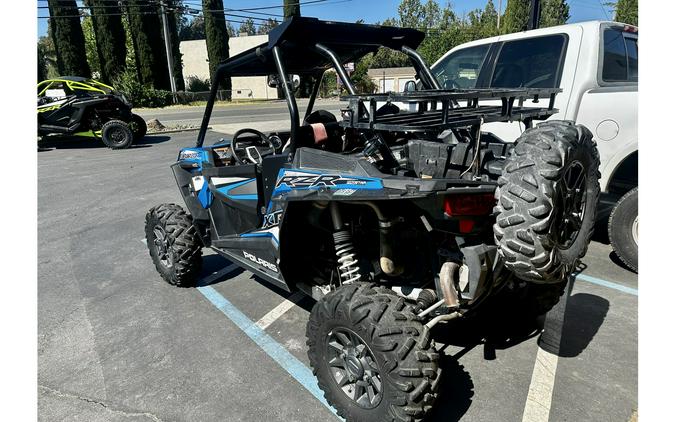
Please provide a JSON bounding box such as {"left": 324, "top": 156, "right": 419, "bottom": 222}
{"left": 231, "top": 128, "right": 276, "bottom": 165}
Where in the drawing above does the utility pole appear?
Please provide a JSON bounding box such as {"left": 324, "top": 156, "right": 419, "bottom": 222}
{"left": 159, "top": 1, "right": 177, "bottom": 98}
{"left": 528, "top": 0, "right": 542, "bottom": 30}
{"left": 497, "top": 0, "right": 502, "bottom": 29}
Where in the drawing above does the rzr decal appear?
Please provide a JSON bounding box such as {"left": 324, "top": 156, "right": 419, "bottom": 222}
{"left": 276, "top": 174, "right": 368, "bottom": 188}
{"left": 243, "top": 251, "right": 278, "bottom": 272}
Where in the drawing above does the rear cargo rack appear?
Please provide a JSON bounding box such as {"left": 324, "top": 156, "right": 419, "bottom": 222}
{"left": 340, "top": 88, "right": 561, "bottom": 133}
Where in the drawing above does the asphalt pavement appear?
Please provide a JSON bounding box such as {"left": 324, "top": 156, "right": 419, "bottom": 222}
{"left": 38, "top": 128, "right": 638, "bottom": 422}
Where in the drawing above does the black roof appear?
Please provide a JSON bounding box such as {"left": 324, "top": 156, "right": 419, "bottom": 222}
{"left": 218, "top": 17, "right": 426, "bottom": 76}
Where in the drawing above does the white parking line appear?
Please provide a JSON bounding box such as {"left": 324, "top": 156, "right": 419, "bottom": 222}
{"left": 522, "top": 346, "right": 559, "bottom": 422}
{"left": 255, "top": 291, "right": 305, "bottom": 330}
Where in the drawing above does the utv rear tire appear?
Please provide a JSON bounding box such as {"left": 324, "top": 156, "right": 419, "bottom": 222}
{"left": 101, "top": 120, "right": 133, "bottom": 149}
{"left": 608, "top": 187, "right": 638, "bottom": 272}
{"left": 494, "top": 121, "right": 600, "bottom": 282}
{"left": 307, "top": 283, "right": 440, "bottom": 422}
{"left": 145, "top": 203, "right": 202, "bottom": 287}
{"left": 129, "top": 114, "right": 147, "bottom": 141}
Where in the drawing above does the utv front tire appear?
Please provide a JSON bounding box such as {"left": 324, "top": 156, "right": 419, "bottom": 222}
{"left": 101, "top": 119, "right": 134, "bottom": 149}
{"left": 145, "top": 204, "right": 202, "bottom": 287}
{"left": 129, "top": 114, "right": 148, "bottom": 141}
{"left": 494, "top": 121, "right": 600, "bottom": 282}
{"left": 608, "top": 187, "right": 638, "bottom": 272}
{"left": 307, "top": 283, "right": 440, "bottom": 422}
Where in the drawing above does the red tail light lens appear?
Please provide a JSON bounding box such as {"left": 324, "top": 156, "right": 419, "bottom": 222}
{"left": 443, "top": 194, "right": 495, "bottom": 216}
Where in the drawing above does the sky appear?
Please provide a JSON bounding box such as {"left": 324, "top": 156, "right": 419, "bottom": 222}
{"left": 37, "top": 0, "right": 613, "bottom": 38}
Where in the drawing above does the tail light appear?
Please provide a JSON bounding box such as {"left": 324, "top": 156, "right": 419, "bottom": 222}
{"left": 443, "top": 194, "right": 495, "bottom": 216}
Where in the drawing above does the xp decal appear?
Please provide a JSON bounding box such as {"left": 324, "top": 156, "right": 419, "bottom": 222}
{"left": 262, "top": 210, "right": 283, "bottom": 229}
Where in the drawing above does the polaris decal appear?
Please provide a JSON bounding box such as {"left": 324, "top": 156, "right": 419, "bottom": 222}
{"left": 273, "top": 169, "right": 383, "bottom": 194}
{"left": 243, "top": 251, "right": 278, "bottom": 272}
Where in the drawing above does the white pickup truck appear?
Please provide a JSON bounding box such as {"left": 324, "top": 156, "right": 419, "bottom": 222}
{"left": 429, "top": 20, "right": 638, "bottom": 272}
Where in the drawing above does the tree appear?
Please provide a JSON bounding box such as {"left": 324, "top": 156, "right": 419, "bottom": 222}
{"left": 227, "top": 22, "right": 238, "bottom": 37}
{"left": 81, "top": 15, "right": 101, "bottom": 77}
{"left": 238, "top": 18, "right": 257, "bottom": 35}
{"left": 258, "top": 18, "right": 280, "bottom": 35}
{"left": 540, "top": 0, "right": 570, "bottom": 28}
{"left": 83, "top": 0, "right": 127, "bottom": 83}
{"left": 203, "top": 0, "right": 231, "bottom": 96}
{"left": 180, "top": 15, "right": 206, "bottom": 40}
{"left": 502, "top": 0, "right": 531, "bottom": 34}
{"left": 126, "top": 0, "right": 171, "bottom": 90}
{"left": 47, "top": 0, "right": 91, "bottom": 77}
{"left": 612, "top": 0, "right": 638, "bottom": 25}
{"left": 284, "top": 0, "right": 301, "bottom": 19}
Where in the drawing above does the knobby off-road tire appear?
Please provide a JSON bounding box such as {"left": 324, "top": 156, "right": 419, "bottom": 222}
{"left": 129, "top": 114, "right": 148, "bottom": 142}
{"left": 307, "top": 283, "right": 440, "bottom": 422}
{"left": 608, "top": 187, "right": 638, "bottom": 272}
{"left": 494, "top": 121, "right": 600, "bottom": 283}
{"left": 101, "top": 119, "right": 133, "bottom": 149}
{"left": 145, "top": 203, "right": 202, "bottom": 287}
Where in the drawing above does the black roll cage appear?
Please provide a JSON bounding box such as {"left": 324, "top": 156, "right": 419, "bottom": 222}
{"left": 196, "top": 42, "right": 440, "bottom": 151}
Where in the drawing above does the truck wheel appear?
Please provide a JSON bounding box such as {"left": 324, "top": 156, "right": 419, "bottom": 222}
{"left": 307, "top": 283, "right": 440, "bottom": 422}
{"left": 608, "top": 187, "right": 638, "bottom": 272}
{"left": 101, "top": 119, "right": 133, "bottom": 149}
{"left": 145, "top": 204, "right": 202, "bottom": 287}
{"left": 129, "top": 114, "right": 147, "bottom": 141}
{"left": 494, "top": 121, "right": 600, "bottom": 283}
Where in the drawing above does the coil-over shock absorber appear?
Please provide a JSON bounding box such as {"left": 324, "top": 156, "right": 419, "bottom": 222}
{"left": 329, "top": 202, "right": 362, "bottom": 284}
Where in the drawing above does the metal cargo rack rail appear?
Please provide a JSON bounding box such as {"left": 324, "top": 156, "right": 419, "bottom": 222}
{"left": 340, "top": 88, "right": 562, "bottom": 133}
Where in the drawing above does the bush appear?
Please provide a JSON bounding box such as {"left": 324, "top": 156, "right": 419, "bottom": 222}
{"left": 186, "top": 75, "right": 211, "bottom": 92}
{"left": 113, "top": 69, "right": 172, "bottom": 108}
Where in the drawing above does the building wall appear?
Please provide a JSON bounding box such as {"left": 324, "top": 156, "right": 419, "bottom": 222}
{"left": 367, "top": 67, "right": 416, "bottom": 93}
{"left": 180, "top": 35, "right": 278, "bottom": 100}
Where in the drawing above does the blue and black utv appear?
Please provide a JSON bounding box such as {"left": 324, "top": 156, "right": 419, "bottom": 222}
{"left": 145, "top": 17, "right": 600, "bottom": 422}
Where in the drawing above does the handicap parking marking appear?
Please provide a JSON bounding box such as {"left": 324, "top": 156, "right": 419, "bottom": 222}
{"left": 255, "top": 291, "right": 305, "bottom": 330}
{"left": 196, "top": 284, "right": 342, "bottom": 420}
{"left": 573, "top": 273, "right": 638, "bottom": 296}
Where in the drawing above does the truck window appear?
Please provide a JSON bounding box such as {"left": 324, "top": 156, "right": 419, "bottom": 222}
{"left": 490, "top": 35, "right": 566, "bottom": 88}
{"left": 602, "top": 28, "right": 628, "bottom": 81}
{"left": 626, "top": 37, "right": 638, "bottom": 81}
{"left": 431, "top": 44, "right": 490, "bottom": 89}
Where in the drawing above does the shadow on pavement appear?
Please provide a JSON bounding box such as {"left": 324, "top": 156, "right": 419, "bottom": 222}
{"left": 37, "top": 134, "right": 171, "bottom": 150}
{"left": 427, "top": 355, "right": 475, "bottom": 422}
{"left": 556, "top": 292, "right": 610, "bottom": 358}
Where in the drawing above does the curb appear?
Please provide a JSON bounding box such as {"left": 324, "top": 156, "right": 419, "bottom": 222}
{"left": 147, "top": 126, "right": 211, "bottom": 135}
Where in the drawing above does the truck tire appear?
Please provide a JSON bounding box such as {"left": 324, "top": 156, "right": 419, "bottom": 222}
{"left": 145, "top": 203, "right": 202, "bottom": 287}
{"left": 307, "top": 283, "right": 440, "bottom": 422}
{"left": 519, "top": 279, "right": 568, "bottom": 317}
{"left": 101, "top": 119, "right": 133, "bottom": 149}
{"left": 608, "top": 187, "right": 638, "bottom": 272}
{"left": 494, "top": 121, "right": 600, "bottom": 283}
{"left": 129, "top": 114, "right": 147, "bottom": 141}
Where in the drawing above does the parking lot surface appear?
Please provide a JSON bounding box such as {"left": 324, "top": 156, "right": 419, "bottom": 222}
{"left": 38, "top": 130, "right": 638, "bottom": 421}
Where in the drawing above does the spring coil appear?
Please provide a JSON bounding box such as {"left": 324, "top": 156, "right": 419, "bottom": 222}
{"left": 333, "top": 230, "right": 361, "bottom": 284}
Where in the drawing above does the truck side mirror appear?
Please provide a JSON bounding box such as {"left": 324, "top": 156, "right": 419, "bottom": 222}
{"left": 268, "top": 74, "right": 301, "bottom": 91}
{"left": 404, "top": 80, "right": 417, "bottom": 92}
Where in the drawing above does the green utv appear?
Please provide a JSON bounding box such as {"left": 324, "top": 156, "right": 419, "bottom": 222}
{"left": 37, "top": 77, "right": 147, "bottom": 149}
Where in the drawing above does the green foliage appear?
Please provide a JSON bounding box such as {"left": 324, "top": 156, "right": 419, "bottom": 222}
{"left": 284, "top": 0, "right": 301, "bottom": 18}
{"left": 258, "top": 18, "right": 280, "bottom": 35}
{"left": 239, "top": 18, "right": 257, "bottom": 35}
{"left": 125, "top": 0, "right": 171, "bottom": 90}
{"left": 540, "top": 0, "right": 570, "bottom": 28}
{"left": 203, "top": 0, "right": 231, "bottom": 96}
{"left": 319, "top": 71, "right": 339, "bottom": 97}
{"left": 83, "top": 0, "right": 127, "bottom": 84}
{"left": 81, "top": 15, "right": 101, "bottom": 78}
{"left": 186, "top": 75, "right": 211, "bottom": 92}
{"left": 38, "top": 35, "right": 59, "bottom": 80}
{"left": 612, "top": 0, "right": 638, "bottom": 25}
{"left": 47, "top": 0, "right": 91, "bottom": 77}
{"left": 180, "top": 15, "right": 206, "bottom": 40}
{"left": 502, "top": 0, "right": 531, "bottom": 33}
{"left": 113, "top": 69, "right": 172, "bottom": 108}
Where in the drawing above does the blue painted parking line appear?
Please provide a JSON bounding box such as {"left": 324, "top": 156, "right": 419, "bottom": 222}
{"left": 573, "top": 273, "right": 638, "bottom": 296}
{"left": 196, "top": 285, "right": 341, "bottom": 419}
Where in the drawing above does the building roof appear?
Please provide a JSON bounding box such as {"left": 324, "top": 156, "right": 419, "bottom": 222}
{"left": 367, "top": 67, "right": 416, "bottom": 78}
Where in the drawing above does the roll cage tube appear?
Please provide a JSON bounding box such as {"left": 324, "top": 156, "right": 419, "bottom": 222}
{"left": 304, "top": 70, "right": 326, "bottom": 122}
{"left": 315, "top": 43, "right": 357, "bottom": 95}
{"left": 401, "top": 45, "right": 441, "bottom": 90}
{"left": 272, "top": 46, "right": 301, "bottom": 156}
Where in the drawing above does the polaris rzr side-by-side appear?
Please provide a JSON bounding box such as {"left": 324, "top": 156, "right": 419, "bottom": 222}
{"left": 145, "top": 18, "right": 600, "bottom": 422}
{"left": 38, "top": 76, "right": 147, "bottom": 149}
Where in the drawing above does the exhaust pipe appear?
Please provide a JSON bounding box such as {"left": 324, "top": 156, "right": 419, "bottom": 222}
{"left": 438, "top": 261, "right": 460, "bottom": 307}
